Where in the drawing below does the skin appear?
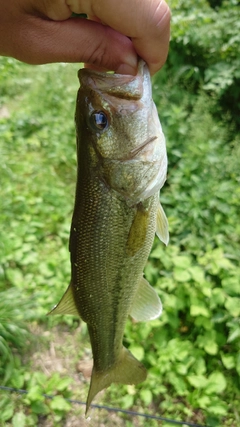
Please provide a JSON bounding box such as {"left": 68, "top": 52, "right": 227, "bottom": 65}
{"left": 0, "top": 0, "right": 171, "bottom": 75}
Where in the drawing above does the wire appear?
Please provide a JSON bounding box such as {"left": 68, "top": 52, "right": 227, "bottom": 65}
{"left": 0, "top": 385, "right": 208, "bottom": 427}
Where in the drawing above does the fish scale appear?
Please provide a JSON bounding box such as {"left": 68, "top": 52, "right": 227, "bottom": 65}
{"left": 72, "top": 180, "right": 147, "bottom": 371}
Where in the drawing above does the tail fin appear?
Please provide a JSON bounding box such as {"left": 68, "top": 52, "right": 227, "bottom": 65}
{"left": 86, "top": 346, "right": 147, "bottom": 415}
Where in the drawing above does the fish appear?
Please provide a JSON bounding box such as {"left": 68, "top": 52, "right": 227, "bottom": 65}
{"left": 50, "top": 60, "right": 169, "bottom": 414}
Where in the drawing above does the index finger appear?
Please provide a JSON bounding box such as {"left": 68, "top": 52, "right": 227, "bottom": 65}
{"left": 67, "top": 0, "right": 171, "bottom": 74}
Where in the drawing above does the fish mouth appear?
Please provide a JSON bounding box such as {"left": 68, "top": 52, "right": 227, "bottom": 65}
{"left": 78, "top": 60, "right": 151, "bottom": 102}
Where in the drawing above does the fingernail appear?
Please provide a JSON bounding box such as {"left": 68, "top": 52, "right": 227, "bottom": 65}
{"left": 116, "top": 55, "right": 138, "bottom": 75}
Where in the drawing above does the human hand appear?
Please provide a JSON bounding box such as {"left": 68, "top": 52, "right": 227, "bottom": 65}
{"left": 0, "top": 0, "right": 170, "bottom": 75}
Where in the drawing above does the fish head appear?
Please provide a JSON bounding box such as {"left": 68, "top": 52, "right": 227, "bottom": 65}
{"left": 77, "top": 61, "right": 167, "bottom": 204}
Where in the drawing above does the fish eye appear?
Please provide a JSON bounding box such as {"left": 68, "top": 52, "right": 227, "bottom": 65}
{"left": 90, "top": 111, "right": 108, "bottom": 131}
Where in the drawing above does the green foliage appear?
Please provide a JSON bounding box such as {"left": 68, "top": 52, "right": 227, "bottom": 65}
{"left": 147, "top": 1, "right": 239, "bottom": 424}
{"left": 0, "top": 371, "right": 72, "bottom": 425}
{"left": 0, "top": 59, "right": 79, "bottom": 319}
{"left": 0, "top": 287, "right": 35, "bottom": 388}
{"left": 0, "top": 0, "right": 239, "bottom": 425}
{"left": 164, "top": 0, "right": 240, "bottom": 131}
{"left": 0, "top": 58, "right": 79, "bottom": 426}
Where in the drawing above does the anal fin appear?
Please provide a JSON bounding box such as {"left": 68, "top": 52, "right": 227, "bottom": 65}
{"left": 130, "top": 276, "right": 162, "bottom": 322}
{"left": 156, "top": 202, "right": 169, "bottom": 246}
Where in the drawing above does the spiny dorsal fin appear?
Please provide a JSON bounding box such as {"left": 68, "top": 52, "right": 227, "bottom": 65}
{"left": 130, "top": 276, "right": 162, "bottom": 322}
{"left": 156, "top": 202, "right": 169, "bottom": 246}
{"left": 48, "top": 282, "right": 79, "bottom": 316}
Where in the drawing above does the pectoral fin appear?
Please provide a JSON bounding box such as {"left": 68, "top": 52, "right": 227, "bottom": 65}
{"left": 156, "top": 202, "right": 169, "bottom": 246}
{"left": 126, "top": 206, "right": 150, "bottom": 256}
{"left": 130, "top": 277, "right": 162, "bottom": 322}
{"left": 48, "top": 282, "right": 79, "bottom": 316}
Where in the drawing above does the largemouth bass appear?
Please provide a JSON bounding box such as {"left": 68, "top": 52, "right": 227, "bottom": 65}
{"left": 50, "top": 61, "right": 168, "bottom": 413}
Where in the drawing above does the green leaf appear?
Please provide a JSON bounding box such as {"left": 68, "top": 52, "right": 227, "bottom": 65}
{"left": 32, "top": 371, "right": 48, "bottom": 387}
{"left": 173, "top": 256, "right": 192, "bottom": 269}
{"left": 46, "top": 373, "right": 62, "bottom": 393}
{"left": 221, "top": 353, "right": 235, "bottom": 370}
{"left": 150, "top": 246, "right": 164, "bottom": 259}
{"left": 10, "top": 370, "right": 25, "bottom": 389}
{"left": 193, "top": 357, "right": 206, "bottom": 375}
{"left": 204, "top": 340, "right": 218, "bottom": 355}
{"left": 222, "top": 275, "right": 240, "bottom": 296}
{"left": 175, "top": 362, "right": 188, "bottom": 375}
{"left": 27, "top": 385, "right": 44, "bottom": 402}
{"left": 173, "top": 268, "right": 191, "bottom": 282}
{"left": 227, "top": 326, "right": 240, "bottom": 343}
{"left": 128, "top": 345, "right": 144, "bottom": 361}
{"left": 12, "top": 412, "right": 26, "bottom": 427}
{"left": 0, "top": 399, "right": 14, "bottom": 421}
{"left": 205, "top": 372, "right": 227, "bottom": 394}
{"left": 211, "top": 288, "right": 225, "bottom": 307}
{"left": 50, "top": 396, "right": 71, "bottom": 412}
{"left": 190, "top": 304, "right": 210, "bottom": 317}
{"left": 188, "top": 266, "right": 205, "bottom": 284}
{"left": 207, "top": 402, "right": 228, "bottom": 416}
{"left": 187, "top": 375, "right": 208, "bottom": 389}
{"left": 120, "top": 394, "right": 134, "bottom": 409}
{"left": 197, "top": 395, "right": 211, "bottom": 409}
{"left": 30, "top": 401, "right": 49, "bottom": 415}
{"left": 55, "top": 377, "right": 72, "bottom": 392}
{"left": 225, "top": 297, "right": 240, "bottom": 317}
{"left": 5, "top": 268, "right": 24, "bottom": 288}
{"left": 197, "top": 331, "right": 218, "bottom": 355}
{"left": 169, "top": 372, "right": 188, "bottom": 395}
{"left": 140, "top": 389, "right": 152, "bottom": 405}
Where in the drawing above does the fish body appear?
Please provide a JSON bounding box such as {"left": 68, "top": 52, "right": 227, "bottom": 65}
{"left": 51, "top": 61, "right": 168, "bottom": 413}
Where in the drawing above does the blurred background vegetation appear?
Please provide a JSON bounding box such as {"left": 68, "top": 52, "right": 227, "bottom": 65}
{"left": 0, "top": 0, "right": 239, "bottom": 426}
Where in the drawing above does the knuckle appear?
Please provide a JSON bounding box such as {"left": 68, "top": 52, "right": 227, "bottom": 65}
{"left": 86, "top": 29, "right": 118, "bottom": 70}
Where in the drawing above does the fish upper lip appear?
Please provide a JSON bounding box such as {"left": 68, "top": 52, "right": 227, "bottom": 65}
{"left": 78, "top": 61, "right": 150, "bottom": 101}
{"left": 79, "top": 60, "right": 146, "bottom": 81}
